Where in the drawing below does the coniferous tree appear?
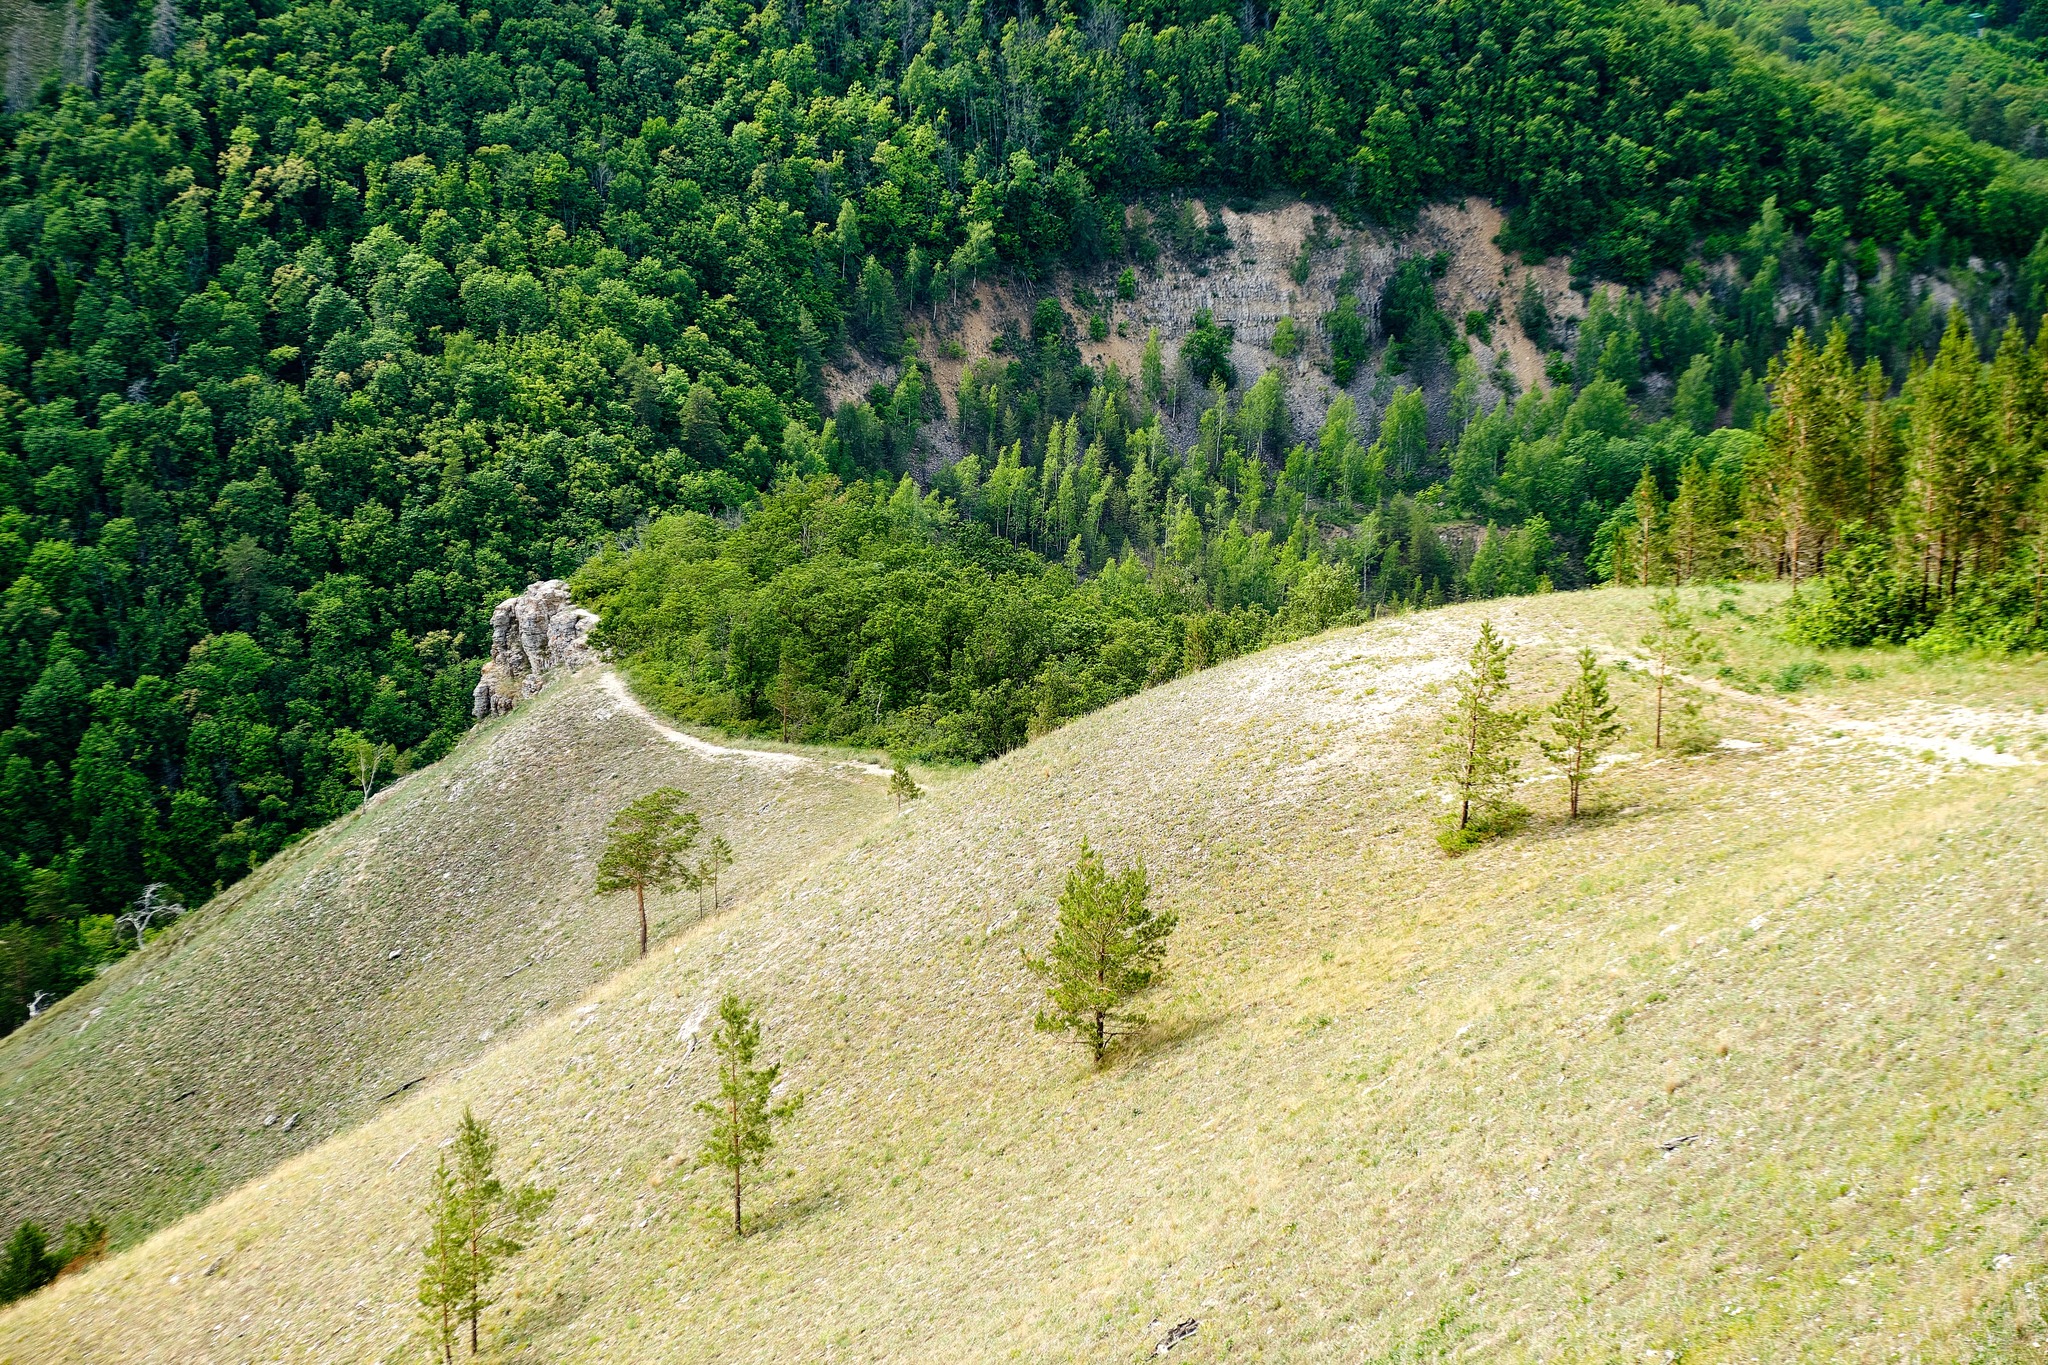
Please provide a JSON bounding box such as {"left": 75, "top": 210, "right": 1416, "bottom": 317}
{"left": 889, "top": 761, "right": 922, "bottom": 812}
{"left": 698, "top": 835, "right": 734, "bottom": 913}
{"left": 1434, "top": 621, "right": 1527, "bottom": 839}
{"left": 1902, "top": 313, "right": 1993, "bottom": 603}
{"left": 1752, "top": 326, "right": 1857, "bottom": 585}
{"left": 1666, "top": 456, "right": 1727, "bottom": 583}
{"left": 1640, "top": 593, "right": 1714, "bottom": 748}
{"left": 0, "top": 1223, "right": 57, "bottom": 1304}
{"left": 1622, "top": 465, "right": 1665, "bottom": 586}
{"left": 418, "top": 1109, "right": 553, "bottom": 1360}
{"left": 1024, "top": 841, "right": 1174, "bottom": 1064}
{"left": 696, "top": 993, "right": 802, "bottom": 1237}
{"left": 1540, "top": 649, "right": 1624, "bottom": 818}
{"left": 597, "top": 789, "right": 703, "bottom": 957}
{"left": 417, "top": 1157, "right": 466, "bottom": 1364}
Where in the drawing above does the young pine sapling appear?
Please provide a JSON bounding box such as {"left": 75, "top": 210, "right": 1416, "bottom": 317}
{"left": 1433, "top": 620, "right": 1528, "bottom": 847}
{"left": 1640, "top": 591, "right": 1714, "bottom": 748}
{"left": 417, "top": 1108, "right": 553, "bottom": 1361}
{"left": 888, "top": 760, "right": 922, "bottom": 812}
{"left": 697, "top": 992, "right": 802, "bottom": 1237}
{"left": 697, "top": 835, "right": 734, "bottom": 913}
{"left": 1539, "top": 648, "right": 1624, "bottom": 818}
{"left": 1024, "top": 841, "right": 1175, "bottom": 1065}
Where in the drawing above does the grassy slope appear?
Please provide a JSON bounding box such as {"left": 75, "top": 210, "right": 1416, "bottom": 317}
{"left": 5, "top": 588, "right": 2048, "bottom": 1362}
{"left": 0, "top": 668, "right": 894, "bottom": 1249}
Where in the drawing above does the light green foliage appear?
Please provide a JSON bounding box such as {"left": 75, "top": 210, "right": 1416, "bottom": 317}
{"left": 418, "top": 1109, "right": 553, "bottom": 1360}
{"left": 1539, "top": 649, "right": 1624, "bottom": 818}
{"left": 1024, "top": 842, "right": 1175, "bottom": 1064}
{"left": 417, "top": 1158, "right": 465, "bottom": 1363}
{"left": 1434, "top": 622, "right": 1528, "bottom": 844}
{"left": 1272, "top": 315, "right": 1299, "bottom": 359}
{"left": 596, "top": 790, "right": 703, "bottom": 957}
{"left": 12, "top": 0, "right": 2048, "bottom": 1034}
{"left": 1675, "top": 353, "right": 1718, "bottom": 433}
{"left": 697, "top": 993, "right": 802, "bottom": 1237}
{"left": 1238, "top": 369, "right": 1290, "bottom": 460}
{"left": 1379, "top": 389, "right": 1428, "bottom": 481}
{"left": 1142, "top": 328, "right": 1168, "bottom": 409}
{"left": 1641, "top": 592, "right": 1715, "bottom": 748}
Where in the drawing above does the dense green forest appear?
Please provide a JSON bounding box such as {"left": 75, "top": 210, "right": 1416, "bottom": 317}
{"left": 5, "top": 0, "right": 2048, "bottom": 1029}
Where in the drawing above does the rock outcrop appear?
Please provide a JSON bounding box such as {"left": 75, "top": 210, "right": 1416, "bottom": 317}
{"left": 472, "top": 580, "right": 599, "bottom": 718}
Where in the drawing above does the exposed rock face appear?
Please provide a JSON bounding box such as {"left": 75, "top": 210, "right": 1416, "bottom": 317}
{"left": 472, "top": 580, "right": 599, "bottom": 718}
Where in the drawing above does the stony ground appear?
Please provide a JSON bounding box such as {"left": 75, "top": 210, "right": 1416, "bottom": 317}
{"left": 4, "top": 587, "right": 2048, "bottom": 1363}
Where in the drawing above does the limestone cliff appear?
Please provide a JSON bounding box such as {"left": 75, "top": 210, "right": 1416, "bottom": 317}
{"left": 471, "top": 580, "right": 599, "bottom": 717}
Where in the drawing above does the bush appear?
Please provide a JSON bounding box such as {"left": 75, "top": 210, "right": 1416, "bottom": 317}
{"left": 1183, "top": 309, "right": 1236, "bottom": 387}
{"left": 1770, "top": 660, "right": 1833, "bottom": 693}
{"left": 1783, "top": 524, "right": 1932, "bottom": 648}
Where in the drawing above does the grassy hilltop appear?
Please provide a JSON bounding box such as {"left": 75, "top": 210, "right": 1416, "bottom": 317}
{"left": 4, "top": 587, "right": 2048, "bottom": 1361}
{"left": 0, "top": 670, "right": 894, "bottom": 1250}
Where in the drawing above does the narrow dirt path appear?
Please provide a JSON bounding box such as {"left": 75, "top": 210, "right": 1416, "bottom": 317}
{"left": 1597, "top": 651, "right": 2037, "bottom": 768}
{"left": 597, "top": 670, "right": 895, "bottom": 778}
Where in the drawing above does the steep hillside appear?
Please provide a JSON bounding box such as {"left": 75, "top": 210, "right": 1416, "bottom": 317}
{"left": 0, "top": 669, "right": 894, "bottom": 1249}
{"left": 5, "top": 589, "right": 2048, "bottom": 1361}
{"left": 913, "top": 197, "right": 1575, "bottom": 457}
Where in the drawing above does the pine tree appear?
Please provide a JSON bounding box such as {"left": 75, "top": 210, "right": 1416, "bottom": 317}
{"left": 1624, "top": 465, "right": 1665, "bottom": 586}
{"left": 419, "top": 1110, "right": 552, "bottom": 1360}
{"left": 0, "top": 1222, "right": 57, "bottom": 1305}
{"left": 1539, "top": 649, "right": 1623, "bottom": 818}
{"left": 1666, "top": 456, "right": 1726, "bottom": 583}
{"left": 1433, "top": 621, "right": 1526, "bottom": 836}
{"left": 1902, "top": 313, "right": 1992, "bottom": 603}
{"left": 1023, "top": 841, "right": 1175, "bottom": 1064}
{"left": 417, "top": 1158, "right": 465, "bottom": 1364}
{"left": 696, "top": 993, "right": 802, "bottom": 1237}
{"left": 452, "top": 1109, "right": 552, "bottom": 1355}
{"left": 1640, "top": 592, "right": 1713, "bottom": 748}
{"left": 888, "top": 760, "right": 922, "bottom": 812}
{"left": 596, "top": 789, "right": 703, "bottom": 957}
{"left": 697, "top": 835, "right": 734, "bottom": 912}
{"left": 1752, "top": 326, "right": 1857, "bottom": 585}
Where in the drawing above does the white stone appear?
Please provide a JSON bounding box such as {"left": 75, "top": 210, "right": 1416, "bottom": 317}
{"left": 472, "top": 580, "right": 600, "bottom": 718}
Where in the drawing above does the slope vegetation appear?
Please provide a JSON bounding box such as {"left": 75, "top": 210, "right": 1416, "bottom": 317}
{"left": 0, "top": 670, "right": 893, "bottom": 1249}
{"left": 5, "top": 589, "right": 2048, "bottom": 1361}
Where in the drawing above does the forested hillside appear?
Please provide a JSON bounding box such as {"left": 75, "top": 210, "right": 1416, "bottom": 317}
{"left": 6, "top": 0, "right": 2048, "bottom": 1029}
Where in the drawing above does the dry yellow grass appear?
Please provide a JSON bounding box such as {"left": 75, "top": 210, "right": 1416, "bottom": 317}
{"left": 5, "top": 587, "right": 2047, "bottom": 1363}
